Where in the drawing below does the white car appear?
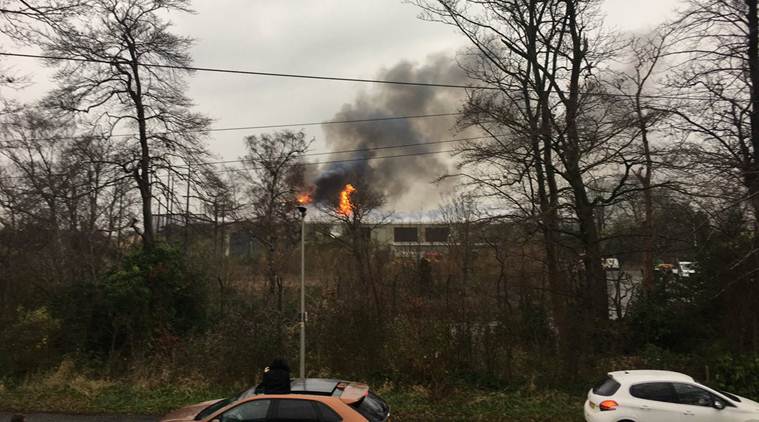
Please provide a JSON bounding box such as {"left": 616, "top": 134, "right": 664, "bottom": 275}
{"left": 679, "top": 261, "right": 697, "bottom": 278}
{"left": 584, "top": 370, "right": 759, "bottom": 422}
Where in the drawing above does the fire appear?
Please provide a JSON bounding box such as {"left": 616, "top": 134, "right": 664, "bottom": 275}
{"left": 338, "top": 184, "right": 356, "bottom": 216}
{"left": 296, "top": 192, "right": 312, "bottom": 205}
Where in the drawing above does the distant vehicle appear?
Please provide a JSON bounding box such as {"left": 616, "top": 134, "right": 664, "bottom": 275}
{"left": 678, "top": 261, "right": 697, "bottom": 278}
{"left": 160, "top": 378, "right": 390, "bottom": 422}
{"left": 655, "top": 262, "right": 697, "bottom": 278}
{"left": 603, "top": 258, "right": 620, "bottom": 271}
{"left": 584, "top": 370, "right": 759, "bottom": 422}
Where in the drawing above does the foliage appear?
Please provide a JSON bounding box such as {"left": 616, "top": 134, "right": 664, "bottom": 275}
{"left": 4, "top": 0, "right": 759, "bottom": 419}
{"left": 0, "top": 307, "right": 61, "bottom": 377}
{"left": 624, "top": 273, "right": 714, "bottom": 353}
{"left": 710, "top": 354, "right": 759, "bottom": 396}
{"left": 0, "top": 369, "right": 585, "bottom": 421}
{"left": 53, "top": 244, "right": 207, "bottom": 363}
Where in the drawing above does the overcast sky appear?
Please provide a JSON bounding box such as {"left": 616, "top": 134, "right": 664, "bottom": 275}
{"left": 172, "top": 0, "right": 684, "bottom": 160}
{"left": 3, "top": 0, "right": 684, "bottom": 213}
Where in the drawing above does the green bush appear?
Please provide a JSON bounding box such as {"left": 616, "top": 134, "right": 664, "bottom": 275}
{"left": 0, "top": 307, "right": 61, "bottom": 377}
{"left": 710, "top": 353, "right": 759, "bottom": 396}
{"left": 52, "top": 244, "right": 208, "bottom": 366}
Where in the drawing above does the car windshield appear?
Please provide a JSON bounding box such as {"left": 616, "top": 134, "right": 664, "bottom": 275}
{"left": 712, "top": 387, "right": 742, "bottom": 403}
{"left": 193, "top": 387, "right": 258, "bottom": 420}
{"left": 194, "top": 398, "right": 232, "bottom": 421}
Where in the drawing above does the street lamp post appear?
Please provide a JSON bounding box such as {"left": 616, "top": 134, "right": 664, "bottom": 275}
{"left": 297, "top": 205, "right": 307, "bottom": 379}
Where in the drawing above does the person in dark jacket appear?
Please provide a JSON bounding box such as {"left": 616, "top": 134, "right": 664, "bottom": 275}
{"left": 259, "top": 358, "right": 291, "bottom": 394}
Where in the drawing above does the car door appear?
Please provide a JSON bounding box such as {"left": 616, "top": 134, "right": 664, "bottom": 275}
{"left": 673, "top": 383, "right": 737, "bottom": 422}
{"left": 268, "top": 399, "right": 329, "bottom": 422}
{"left": 628, "top": 382, "right": 686, "bottom": 422}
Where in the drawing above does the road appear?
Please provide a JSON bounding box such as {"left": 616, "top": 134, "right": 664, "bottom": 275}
{"left": 0, "top": 413, "right": 156, "bottom": 422}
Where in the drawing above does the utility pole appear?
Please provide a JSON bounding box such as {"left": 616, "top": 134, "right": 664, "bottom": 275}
{"left": 298, "top": 205, "right": 307, "bottom": 379}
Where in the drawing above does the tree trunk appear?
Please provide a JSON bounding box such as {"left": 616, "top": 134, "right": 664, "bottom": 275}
{"left": 526, "top": 0, "right": 576, "bottom": 375}
{"left": 634, "top": 88, "right": 656, "bottom": 290}
{"left": 565, "top": 0, "right": 607, "bottom": 322}
{"left": 747, "top": 0, "right": 759, "bottom": 223}
{"left": 126, "top": 43, "right": 154, "bottom": 250}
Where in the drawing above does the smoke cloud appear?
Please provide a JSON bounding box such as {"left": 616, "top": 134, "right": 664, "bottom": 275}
{"left": 312, "top": 54, "right": 468, "bottom": 212}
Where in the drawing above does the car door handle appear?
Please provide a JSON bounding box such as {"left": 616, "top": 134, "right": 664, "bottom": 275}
{"left": 683, "top": 410, "right": 695, "bottom": 416}
{"left": 641, "top": 405, "right": 652, "bottom": 411}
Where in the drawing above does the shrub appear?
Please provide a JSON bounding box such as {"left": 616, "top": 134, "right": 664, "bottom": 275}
{"left": 53, "top": 243, "right": 208, "bottom": 366}
{"left": 0, "top": 307, "right": 61, "bottom": 377}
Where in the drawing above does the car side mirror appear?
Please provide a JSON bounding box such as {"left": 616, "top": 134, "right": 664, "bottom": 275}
{"left": 713, "top": 399, "right": 726, "bottom": 410}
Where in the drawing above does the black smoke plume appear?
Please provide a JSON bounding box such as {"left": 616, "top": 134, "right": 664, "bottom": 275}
{"left": 311, "top": 54, "right": 468, "bottom": 211}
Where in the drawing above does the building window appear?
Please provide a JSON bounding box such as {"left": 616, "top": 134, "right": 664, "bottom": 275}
{"left": 425, "top": 227, "right": 450, "bottom": 242}
{"left": 360, "top": 227, "right": 372, "bottom": 241}
{"left": 394, "top": 227, "right": 418, "bottom": 242}
{"left": 229, "top": 231, "right": 253, "bottom": 257}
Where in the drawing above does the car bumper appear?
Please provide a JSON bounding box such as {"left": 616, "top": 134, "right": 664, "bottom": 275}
{"left": 583, "top": 400, "right": 618, "bottom": 422}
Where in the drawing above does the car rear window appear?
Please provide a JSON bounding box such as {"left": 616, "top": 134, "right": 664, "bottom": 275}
{"left": 592, "top": 376, "right": 621, "bottom": 396}
{"left": 350, "top": 391, "right": 389, "bottom": 422}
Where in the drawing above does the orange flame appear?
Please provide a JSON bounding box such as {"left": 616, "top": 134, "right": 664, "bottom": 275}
{"left": 297, "top": 192, "right": 312, "bottom": 205}
{"left": 338, "top": 184, "right": 356, "bottom": 216}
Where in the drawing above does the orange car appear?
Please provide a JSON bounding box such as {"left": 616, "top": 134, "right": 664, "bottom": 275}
{"left": 160, "top": 378, "right": 390, "bottom": 422}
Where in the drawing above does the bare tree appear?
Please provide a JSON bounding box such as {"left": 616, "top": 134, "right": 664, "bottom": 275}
{"left": 607, "top": 29, "right": 677, "bottom": 290}
{"left": 0, "top": 0, "right": 86, "bottom": 38}
{"left": 0, "top": 0, "right": 88, "bottom": 95}
{"left": 665, "top": 0, "right": 759, "bottom": 216}
{"left": 190, "top": 166, "right": 245, "bottom": 316}
{"left": 413, "top": 0, "right": 643, "bottom": 375}
{"left": 661, "top": 0, "right": 759, "bottom": 351}
{"left": 241, "top": 130, "right": 309, "bottom": 309}
{"left": 317, "top": 173, "right": 388, "bottom": 317}
{"left": 439, "top": 192, "right": 479, "bottom": 289}
{"left": 413, "top": 0, "right": 576, "bottom": 368}
{"left": 42, "top": 0, "right": 210, "bottom": 250}
{"left": 0, "top": 105, "right": 126, "bottom": 321}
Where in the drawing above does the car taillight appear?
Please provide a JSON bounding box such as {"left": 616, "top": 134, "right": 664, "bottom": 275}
{"left": 599, "top": 400, "right": 618, "bottom": 411}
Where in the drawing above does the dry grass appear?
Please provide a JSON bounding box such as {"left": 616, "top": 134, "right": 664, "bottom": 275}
{"left": 0, "top": 365, "right": 585, "bottom": 421}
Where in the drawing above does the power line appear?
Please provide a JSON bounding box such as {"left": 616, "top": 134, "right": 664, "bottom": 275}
{"left": 0, "top": 147, "right": 457, "bottom": 181}
{"left": 0, "top": 52, "right": 476, "bottom": 89}
{"left": 198, "top": 112, "right": 461, "bottom": 133}
{"left": 292, "top": 148, "right": 457, "bottom": 166}
{"left": 0, "top": 111, "right": 463, "bottom": 144}
{"left": 189, "top": 134, "right": 494, "bottom": 168}
{"left": 0, "top": 51, "right": 723, "bottom": 102}
{"left": 214, "top": 148, "right": 457, "bottom": 175}
{"left": 0, "top": 133, "right": 495, "bottom": 181}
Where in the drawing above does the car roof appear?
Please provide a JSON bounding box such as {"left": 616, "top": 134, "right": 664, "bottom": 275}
{"left": 248, "top": 378, "right": 371, "bottom": 406}
{"left": 289, "top": 378, "right": 343, "bottom": 395}
{"left": 609, "top": 370, "right": 695, "bottom": 384}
